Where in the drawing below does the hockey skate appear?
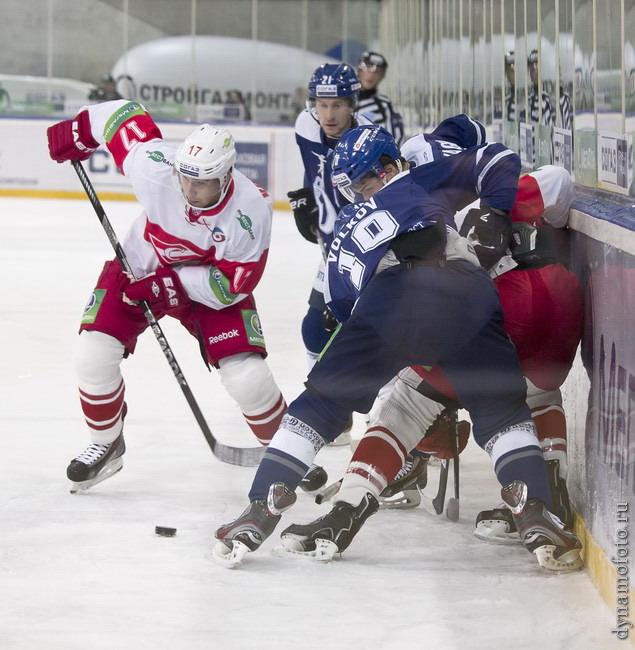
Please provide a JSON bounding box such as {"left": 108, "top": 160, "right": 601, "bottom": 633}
{"left": 378, "top": 454, "right": 428, "bottom": 509}
{"left": 276, "top": 493, "right": 379, "bottom": 562}
{"left": 474, "top": 458, "right": 574, "bottom": 543}
{"left": 67, "top": 433, "right": 126, "bottom": 493}
{"left": 299, "top": 464, "right": 329, "bottom": 493}
{"left": 546, "top": 459, "right": 574, "bottom": 529}
{"left": 473, "top": 505, "right": 519, "bottom": 544}
{"left": 212, "top": 482, "right": 296, "bottom": 568}
{"left": 501, "top": 480, "right": 583, "bottom": 572}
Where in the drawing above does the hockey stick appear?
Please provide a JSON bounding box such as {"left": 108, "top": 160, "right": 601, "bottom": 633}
{"left": 445, "top": 409, "right": 460, "bottom": 521}
{"left": 71, "top": 160, "right": 265, "bottom": 467}
{"left": 432, "top": 458, "right": 449, "bottom": 514}
{"left": 315, "top": 478, "right": 343, "bottom": 504}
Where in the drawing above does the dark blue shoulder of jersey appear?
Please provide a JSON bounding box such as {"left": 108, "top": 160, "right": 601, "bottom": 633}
{"left": 409, "top": 141, "right": 521, "bottom": 217}
{"left": 430, "top": 114, "right": 486, "bottom": 148}
{"left": 401, "top": 114, "right": 487, "bottom": 167}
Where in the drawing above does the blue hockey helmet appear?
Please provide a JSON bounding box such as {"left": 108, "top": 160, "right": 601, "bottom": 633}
{"left": 306, "top": 63, "right": 361, "bottom": 110}
{"left": 331, "top": 125, "right": 401, "bottom": 202}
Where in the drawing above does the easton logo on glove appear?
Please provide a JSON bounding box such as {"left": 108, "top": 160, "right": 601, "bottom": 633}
{"left": 151, "top": 280, "right": 161, "bottom": 299}
{"left": 124, "top": 267, "right": 187, "bottom": 312}
{"left": 47, "top": 110, "right": 99, "bottom": 163}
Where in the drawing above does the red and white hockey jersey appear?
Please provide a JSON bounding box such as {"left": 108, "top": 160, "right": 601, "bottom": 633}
{"left": 85, "top": 100, "right": 273, "bottom": 310}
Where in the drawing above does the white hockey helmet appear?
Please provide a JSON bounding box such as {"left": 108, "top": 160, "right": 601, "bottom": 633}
{"left": 175, "top": 124, "right": 237, "bottom": 208}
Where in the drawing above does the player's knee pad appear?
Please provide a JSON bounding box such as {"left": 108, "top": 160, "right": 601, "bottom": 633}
{"left": 75, "top": 330, "right": 125, "bottom": 392}
{"left": 217, "top": 352, "right": 281, "bottom": 414}
{"left": 525, "top": 378, "right": 562, "bottom": 410}
{"left": 369, "top": 377, "right": 444, "bottom": 452}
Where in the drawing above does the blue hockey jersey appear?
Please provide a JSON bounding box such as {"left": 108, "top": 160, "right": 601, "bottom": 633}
{"left": 294, "top": 108, "right": 374, "bottom": 248}
{"left": 400, "top": 113, "right": 487, "bottom": 167}
{"left": 324, "top": 142, "right": 520, "bottom": 322}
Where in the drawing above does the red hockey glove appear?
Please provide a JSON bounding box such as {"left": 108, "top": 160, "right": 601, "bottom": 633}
{"left": 47, "top": 110, "right": 99, "bottom": 163}
{"left": 415, "top": 411, "right": 471, "bottom": 460}
{"left": 123, "top": 267, "right": 188, "bottom": 313}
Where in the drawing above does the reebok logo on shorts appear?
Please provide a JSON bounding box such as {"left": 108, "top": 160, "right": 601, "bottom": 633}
{"left": 208, "top": 329, "right": 239, "bottom": 345}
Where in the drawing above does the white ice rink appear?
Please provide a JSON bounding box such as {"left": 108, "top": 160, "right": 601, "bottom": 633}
{"left": 0, "top": 197, "right": 620, "bottom": 649}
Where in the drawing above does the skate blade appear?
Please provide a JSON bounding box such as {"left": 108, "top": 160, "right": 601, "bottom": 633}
{"left": 69, "top": 458, "right": 123, "bottom": 494}
{"left": 379, "top": 489, "right": 422, "bottom": 510}
{"left": 211, "top": 539, "right": 250, "bottom": 568}
{"left": 534, "top": 545, "right": 583, "bottom": 572}
{"left": 473, "top": 520, "right": 521, "bottom": 545}
{"left": 274, "top": 535, "right": 338, "bottom": 562}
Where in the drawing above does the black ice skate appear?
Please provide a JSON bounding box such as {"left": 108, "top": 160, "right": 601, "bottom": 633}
{"left": 212, "top": 482, "right": 297, "bottom": 568}
{"left": 546, "top": 459, "right": 574, "bottom": 529}
{"left": 67, "top": 433, "right": 126, "bottom": 493}
{"left": 299, "top": 464, "right": 329, "bottom": 493}
{"left": 475, "top": 459, "right": 574, "bottom": 543}
{"left": 473, "top": 505, "right": 519, "bottom": 544}
{"left": 501, "top": 480, "right": 583, "bottom": 572}
{"left": 277, "top": 493, "right": 379, "bottom": 562}
{"left": 379, "top": 454, "right": 428, "bottom": 509}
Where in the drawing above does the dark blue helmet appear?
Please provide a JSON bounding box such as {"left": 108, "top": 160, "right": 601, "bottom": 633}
{"left": 307, "top": 63, "right": 361, "bottom": 110}
{"left": 331, "top": 125, "right": 401, "bottom": 202}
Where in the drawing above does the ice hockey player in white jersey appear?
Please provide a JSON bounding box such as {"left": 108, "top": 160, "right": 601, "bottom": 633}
{"left": 47, "top": 101, "right": 287, "bottom": 492}
{"left": 356, "top": 51, "right": 404, "bottom": 145}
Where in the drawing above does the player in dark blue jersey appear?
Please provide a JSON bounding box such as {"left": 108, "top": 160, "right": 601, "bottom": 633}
{"left": 212, "top": 125, "right": 581, "bottom": 569}
{"left": 287, "top": 63, "right": 374, "bottom": 370}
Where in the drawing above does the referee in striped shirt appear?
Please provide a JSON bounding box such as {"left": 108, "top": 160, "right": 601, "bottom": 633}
{"left": 356, "top": 51, "right": 405, "bottom": 144}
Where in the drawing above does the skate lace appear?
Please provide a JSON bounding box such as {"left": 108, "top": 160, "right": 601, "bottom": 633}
{"left": 393, "top": 458, "right": 414, "bottom": 482}
{"left": 75, "top": 442, "right": 109, "bottom": 465}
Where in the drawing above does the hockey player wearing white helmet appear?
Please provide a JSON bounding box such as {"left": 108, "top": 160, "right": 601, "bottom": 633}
{"left": 47, "top": 101, "right": 287, "bottom": 492}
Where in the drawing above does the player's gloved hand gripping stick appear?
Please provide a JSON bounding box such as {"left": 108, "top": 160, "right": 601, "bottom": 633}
{"left": 71, "top": 160, "right": 265, "bottom": 467}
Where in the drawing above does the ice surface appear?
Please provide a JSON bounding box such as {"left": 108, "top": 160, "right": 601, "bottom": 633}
{"left": 0, "top": 198, "right": 620, "bottom": 649}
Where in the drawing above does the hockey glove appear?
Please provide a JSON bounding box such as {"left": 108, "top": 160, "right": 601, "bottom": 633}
{"left": 123, "top": 267, "right": 188, "bottom": 313}
{"left": 459, "top": 206, "right": 512, "bottom": 270}
{"left": 47, "top": 110, "right": 99, "bottom": 163}
{"left": 509, "top": 222, "right": 558, "bottom": 269}
{"left": 287, "top": 187, "right": 319, "bottom": 244}
{"left": 322, "top": 307, "right": 339, "bottom": 333}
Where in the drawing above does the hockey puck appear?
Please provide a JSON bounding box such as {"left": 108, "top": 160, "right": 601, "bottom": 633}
{"left": 155, "top": 526, "right": 177, "bottom": 537}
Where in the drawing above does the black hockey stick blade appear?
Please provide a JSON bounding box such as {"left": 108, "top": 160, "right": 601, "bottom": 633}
{"left": 449, "top": 410, "right": 460, "bottom": 500}
{"left": 315, "top": 478, "right": 343, "bottom": 504}
{"left": 446, "top": 497, "right": 459, "bottom": 522}
{"left": 71, "top": 160, "right": 266, "bottom": 467}
{"left": 432, "top": 459, "right": 449, "bottom": 515}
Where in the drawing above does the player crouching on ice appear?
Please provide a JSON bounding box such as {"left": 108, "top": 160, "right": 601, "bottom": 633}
{"left": 47, "top": 101, "right": 287, "bottom": 492}
{"left": 213, "top": 125, "right": 582, "bottom": 572}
